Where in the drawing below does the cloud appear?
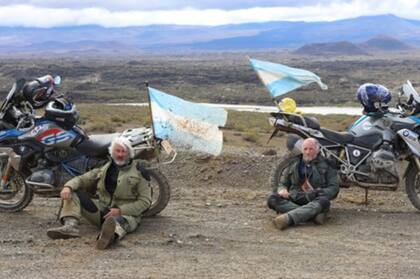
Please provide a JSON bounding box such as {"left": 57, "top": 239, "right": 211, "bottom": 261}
{"left": 0, "top": 1, "right": 418, "bottom": 28}
{"left": 0, "top": 1, "right": 353, "bottom": 11}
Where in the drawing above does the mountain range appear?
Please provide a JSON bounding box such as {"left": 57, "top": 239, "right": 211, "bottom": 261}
{"left": 293, "top": 36, "right": 415, "bottom": 56}
{"left": 0, "top": 14, "right": 419, "bottom": 55}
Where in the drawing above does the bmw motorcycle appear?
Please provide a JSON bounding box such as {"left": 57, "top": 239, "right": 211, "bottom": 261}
{"left": 269, "top": 81, "right": 420, "bottom": 209}
{"left": 0, "top": 77, "right": 175, "bottom": 216}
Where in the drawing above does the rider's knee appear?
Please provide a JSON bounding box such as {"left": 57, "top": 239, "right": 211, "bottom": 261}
{"left": 315, "top": 196, "right": 331, "bottom": 210}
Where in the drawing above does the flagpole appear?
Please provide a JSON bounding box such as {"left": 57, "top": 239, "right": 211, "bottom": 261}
{"left": 144, "top": 81, "right": 156, "bottom": 138}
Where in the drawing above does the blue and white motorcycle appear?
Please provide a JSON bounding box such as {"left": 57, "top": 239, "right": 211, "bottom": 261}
{"left": 270, "top": 81, "right": 420, "bottom": 209}
{"left": 0, "top": 77, "right": 174, "bottom": 215}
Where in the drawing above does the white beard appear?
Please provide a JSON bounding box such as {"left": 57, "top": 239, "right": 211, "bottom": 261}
{"left": 303, "top": 155, "right": 315, "bottom": 163}
{"left": 111, "top": 155, "right": 130, "bottom": 166}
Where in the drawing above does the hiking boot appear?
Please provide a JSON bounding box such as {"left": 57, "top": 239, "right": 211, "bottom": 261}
{"left": 47, "top": 217, "right": 80, "bottom": 239}
{"left": 96, "top": 218, "right": 117, "bottom": 250}
{"left": 273, "top": 214, "right": 290, "bottom": 230}
{"left": 313, "top": 212, "right": 326, "bottom": 225}
{"left": 114, "top": 221, "right": 127, "bottom": 241}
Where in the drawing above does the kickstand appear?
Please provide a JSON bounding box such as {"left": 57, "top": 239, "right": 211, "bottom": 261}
{"left": 364, "top": 188, "right": 369, "bottom": 205}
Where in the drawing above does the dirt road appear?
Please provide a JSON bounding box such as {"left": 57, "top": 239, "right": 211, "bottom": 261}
{"left": 1, "top": 151, "right": 420, "bottom": 279}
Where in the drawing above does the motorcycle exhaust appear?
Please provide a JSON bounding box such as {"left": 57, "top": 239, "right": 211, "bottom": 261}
{"left": 25, "top": 169, "right": 56, "bottom": 192}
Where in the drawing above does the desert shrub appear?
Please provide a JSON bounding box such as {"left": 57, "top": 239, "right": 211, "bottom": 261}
{"left": 242, "top": 130, "right": 259, "bottom": 142}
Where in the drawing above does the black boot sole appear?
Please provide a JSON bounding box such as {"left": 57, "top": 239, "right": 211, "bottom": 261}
{"left": 47, "top": 230, "right": 79, "bottom": 240}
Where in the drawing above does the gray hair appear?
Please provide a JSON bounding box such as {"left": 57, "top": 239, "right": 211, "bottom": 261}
{"left": 109, "top": 136, "right": 134, "bottom": 159}
{"left": 302, "top": 138, "right": 320, "bottom": 152}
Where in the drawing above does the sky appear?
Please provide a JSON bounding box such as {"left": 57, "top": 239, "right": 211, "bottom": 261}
{"left": 0, "top": 0, "right": 418, "bottom": 27}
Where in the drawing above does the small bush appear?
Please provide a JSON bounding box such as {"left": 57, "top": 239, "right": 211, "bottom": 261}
{"left": 242, "top": 131, "right": 259, "bottom": 143}
{"left": 110, "top": 116, "right": 125, "bottom": 123}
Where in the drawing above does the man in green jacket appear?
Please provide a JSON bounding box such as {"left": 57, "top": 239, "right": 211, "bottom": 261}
{"left": 267, "top": 138, "right": 339, "bottom": 230}
{"left": 47, "top": 136, "right": 152, "bottom": 249}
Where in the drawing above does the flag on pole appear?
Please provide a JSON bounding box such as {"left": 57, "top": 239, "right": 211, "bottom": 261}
{"left": 249, "top": 58, "right": 328, "bottom": 99}
{"left": 148, "top": 87, "right": 227, "bottom": 156}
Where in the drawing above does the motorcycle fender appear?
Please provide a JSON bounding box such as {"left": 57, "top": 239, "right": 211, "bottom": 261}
{"left": 0, "top": 147, "right": 21, "bottom": 170}
{"left": 397, "top": 129, "right": 420, "bottom": 157}
{"left": 403, "top": 159, "right": 420, "bottom": 179}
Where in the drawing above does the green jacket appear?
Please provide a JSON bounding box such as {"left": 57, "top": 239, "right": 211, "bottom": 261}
{"left": 66, "top": 160, "right": 152, "bottom": 218}
{"left": 278, "top": 155, "right": 339, "bottom": 202}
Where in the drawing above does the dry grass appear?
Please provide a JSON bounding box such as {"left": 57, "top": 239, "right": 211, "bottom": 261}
{"left": 77, "top": 104, "right": 151, "bottom": 133}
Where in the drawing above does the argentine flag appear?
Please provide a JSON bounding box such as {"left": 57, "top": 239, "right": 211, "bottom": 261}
{"left": 148, "top": 87, "right": 227, "bottom": 156}
{"left": 249, "top": 58, "right": 328, "bottom": 99}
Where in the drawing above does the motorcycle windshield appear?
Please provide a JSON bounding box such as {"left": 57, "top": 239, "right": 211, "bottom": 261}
{"left": 0, "top": 78, "right": 26, "bottom": 114}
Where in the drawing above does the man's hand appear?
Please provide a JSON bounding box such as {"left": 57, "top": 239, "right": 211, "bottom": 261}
{"left": 104, "top": 208, "right": 121, "bottom": 220}
{"left": 60, "top": 187, "right": 72, "bottom": 200}
{"left": 278, "top": 189, "right": 289, "bottom": 199}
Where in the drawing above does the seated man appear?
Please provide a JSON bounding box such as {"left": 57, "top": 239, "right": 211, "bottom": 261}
{"left": 267, "top": 138, "right": 339, "bottom": 230}
{"left": 47, "top": 136, "right": 152, "bottom": 249}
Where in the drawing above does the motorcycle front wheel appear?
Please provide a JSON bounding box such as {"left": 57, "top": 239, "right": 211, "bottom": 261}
{"left": 405, "top": 162, "right": 420, "bottom": 211}
{"left": 0, "top": 170, "right": 33, "bottom": 212}
{"left": 142, "top": 169, "right": 171, "bottom": 217}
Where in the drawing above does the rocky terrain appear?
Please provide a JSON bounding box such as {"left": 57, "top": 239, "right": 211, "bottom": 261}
{"left": 1, "top": 143, "right": 420, "bottom": 279}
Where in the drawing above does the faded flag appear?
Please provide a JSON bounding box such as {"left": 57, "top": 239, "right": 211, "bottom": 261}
{"left": 148, "top": 87, "right": 227, "bottom": 156}
{"left": 249, "top": 58, "right": 328, "bottom": 99}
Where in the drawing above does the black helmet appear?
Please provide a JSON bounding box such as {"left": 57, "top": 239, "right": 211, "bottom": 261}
{"left": 22, "top": 75, "right": 58, "bottom": 109}
{"left": 44, "top": 97, "right": 79, "bottom": 129}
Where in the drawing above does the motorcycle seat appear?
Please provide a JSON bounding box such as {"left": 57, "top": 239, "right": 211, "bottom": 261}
{"left": 76, "top": 133, "right": 120, "bottom": 157}
{"left": 286, "top": 114, "right": 321, "bottom": 130}
{"left": 320, "top": 128, "right": 354, "bottom": 144}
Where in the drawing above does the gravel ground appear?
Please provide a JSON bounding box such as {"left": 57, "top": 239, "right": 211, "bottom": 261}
{"left": 1, "top": 149, "right": 420, "bottom": 279}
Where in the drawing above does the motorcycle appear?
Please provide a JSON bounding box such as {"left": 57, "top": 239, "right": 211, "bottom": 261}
{"left": 269, "top": 81, "right": 420, "bottom": 209}
{"left": 0, "top": 76, "right": 176, "bottom": 216}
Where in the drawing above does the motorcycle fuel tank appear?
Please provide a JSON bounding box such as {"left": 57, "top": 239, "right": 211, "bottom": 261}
{"left": 18, "top": 119, "right": 78, "bottom": 148}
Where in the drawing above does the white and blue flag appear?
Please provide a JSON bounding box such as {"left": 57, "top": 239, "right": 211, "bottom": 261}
{"left": 249, "top": 58, "right": 328, "bottom": 99}
{"left": 148, "top": 87, "right": 227, "bottom": 156}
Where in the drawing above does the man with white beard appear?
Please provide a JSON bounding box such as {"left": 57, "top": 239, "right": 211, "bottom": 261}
{"left": 267, "top": 138, "right": 339, "bottom": 230}
{"left": 47, "top": 136, "right": 152, "bottom": 249}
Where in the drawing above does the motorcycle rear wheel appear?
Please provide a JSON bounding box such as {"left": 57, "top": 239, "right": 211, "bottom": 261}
{"left": 0, "top": 171, "right": 33, "bottom": 212}
{"left": 405, "top": 163, "right": 420, "bottom": 211}
{"left": 142, "top": 169, "right": 171, "bottom": 217}
{"left": 270, "top": 154, "right": 299, "bottom": 193}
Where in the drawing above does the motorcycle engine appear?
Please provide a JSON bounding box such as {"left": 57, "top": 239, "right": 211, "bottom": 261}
{"left": 370, "top": 147, "right": 396, "bottom": 171}
{"left": 355, "top": 145, "right": 399, "bottom": 185}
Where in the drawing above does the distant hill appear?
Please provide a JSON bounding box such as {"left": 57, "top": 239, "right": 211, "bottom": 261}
{"left": 359, "top": 36, "right": 415, "bottom": 51}
{"left": 188, "top": 14, "right": 420, "bottom": 50}
{"left": 0, "top": 14, "right": 419, "bottom": 54}
{"left": 293, "top": 41, "right": 369, "bottom": 56}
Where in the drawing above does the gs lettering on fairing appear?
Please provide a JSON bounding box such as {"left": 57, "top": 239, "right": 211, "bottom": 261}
{"left": 0, "top": 75, "right": 173, "bottom": 217}
{"left": 18, "top": 121, "right": 77, "bottom": 147}
{"left": 36, "top": 127, "right": 76, "bottom": 146}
